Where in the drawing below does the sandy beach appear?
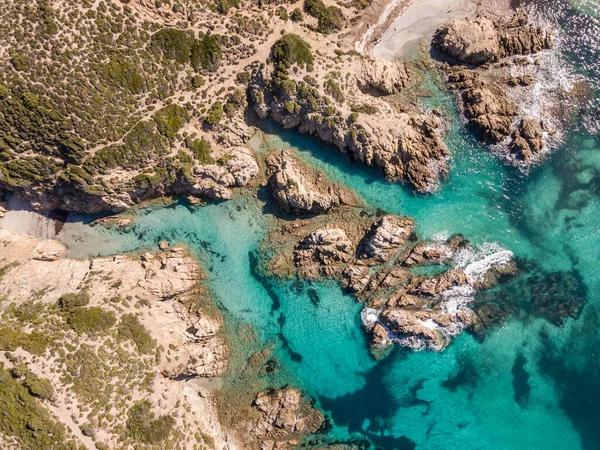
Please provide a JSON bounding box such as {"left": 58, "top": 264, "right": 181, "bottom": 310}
{"left": 371, "top": 0, "right": 476, "bottom": 59}
{"left": 367, "top": 0, "right": 517, "bottom": 60}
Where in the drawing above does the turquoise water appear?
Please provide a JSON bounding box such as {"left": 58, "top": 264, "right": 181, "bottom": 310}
{"left": 68, "top": 2, "right": 600, "bottom": 448}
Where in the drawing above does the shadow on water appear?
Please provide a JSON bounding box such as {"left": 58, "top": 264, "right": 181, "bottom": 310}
{"left": 248, "top": 250, "right": 280, "bottom": 311}
{"left": 511, "top": 352, "right": 531, "bottom": 407}
{"left": 537, "top": 306, "right": 600, "bottom": 450}
{"left": 319, "top": 348, "right": 417, "bottom": 450}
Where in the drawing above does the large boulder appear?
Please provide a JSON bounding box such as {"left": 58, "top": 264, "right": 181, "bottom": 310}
{"left": 251, "top": 388, "right": 324, "bottom": 441}
{"left": 265, "top": 150, "right": 359, "bottom": 215}
{"left": 357, "top": 215, "right": 415, "bottom": 262}
{"left": 432, "top": 16, "right": 501, "bottom": 65}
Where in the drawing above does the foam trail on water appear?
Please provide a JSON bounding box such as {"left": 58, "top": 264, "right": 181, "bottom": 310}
{"left": 453, "top": 242, "right": 514, "bottom": 284}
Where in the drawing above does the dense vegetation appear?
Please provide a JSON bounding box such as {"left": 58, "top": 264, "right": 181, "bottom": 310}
{"left": 271, "top": 34, "right": 314, "bottom": 69}
{"left": 0, "top": 369, "right": 77, "bottom": 450}
{"left": 126, "top": 400, "right": 175, "bottom": 444}
{"left": 304, "top": 0, "right": 344, "bottom": 34}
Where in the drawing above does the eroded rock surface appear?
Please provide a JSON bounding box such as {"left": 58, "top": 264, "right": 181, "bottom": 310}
{"left": 432, "top": 10, "right": 561, "bottom": 167}
{"left": 265, "top": 150, "right": 360, "bottom": 215}
{"left": 251, "top": 55, "right": 450, "bottom": 193}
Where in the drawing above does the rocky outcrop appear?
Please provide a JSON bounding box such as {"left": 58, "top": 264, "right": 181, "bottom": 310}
{"left": 432, "top": 11, "right": 552, "bottom": 66}
{"left": 357, "top": 215, "right": 415, "bottom": 262}
{"left": 251, "top": 55, "right": 450, "bottom": 193}
{"left": 250, "top": 388, "right": 324, "bottom": 447}
{"left": 0, "top": 230, "right": 229, "bottom": 378}
{"left": 432, "top": 10, "right": 559, "bottom": 167}
{"left": 356, "top": 59, "right": 414, "bottom": 95}
{"left": 265, "top": 150, "right": 360, "bottom": 215}
{"left": 264, "top": 209, "right": 520, "bottom": 351}
{"left": 0, "top": 229, "right": 232, "bottom": 448}
{"left": 509, "top": 118, "right": 544, "bottom": 161}
{"left": 432, "top": 16, "right": 502, "bottom": 66}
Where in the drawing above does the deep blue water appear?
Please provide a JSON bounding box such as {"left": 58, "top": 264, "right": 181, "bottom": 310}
{"left": 61, "top": 1, "right": 600, "bottom": 448}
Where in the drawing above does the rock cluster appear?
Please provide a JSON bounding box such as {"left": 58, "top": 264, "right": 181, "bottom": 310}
{"left": 251, "top": 55, "right": 450, "bottom": 193}
{"left": 432, "top": 11, "right": 552, "bottom": 66}
{"left": 264, "top": 210, "right": 519, "bottom": 351}
{"left": 265, "top": 150, "right": 360, "bottom": 215}
{"left": 250, "top": 388, "right": 324, "bottom": 449}
{"left": 432, "top": 10, "right": 556, "bottom": 166}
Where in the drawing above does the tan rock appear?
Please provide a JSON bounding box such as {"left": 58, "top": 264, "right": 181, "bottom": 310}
{"left": 265, "top": 150, "right": 360, "bottom": 215}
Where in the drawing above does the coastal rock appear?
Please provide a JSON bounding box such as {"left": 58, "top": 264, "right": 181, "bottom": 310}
{"left": 250, "top": 55, "right": 450, "bottom": 193}
{"left": 411, "top": 269, "right": 469, "bottom": 297}
{"left": 265, "top": 209, "right": 520, "bottom": 351}
{"left": 32, "top": 239, "right": 66, "bottom": 261}
{"left": 433, "top": 11, "right": 558, "bottom": 167}
{"left": 461, "top": 84, "right": 518, "bottom": 143}
{"left": 356, "top": 58, "right": 413, "bottom": 95}
{"left": 400, "top": 235, "right": 467, "bottom": 266}
{"left": 432, "top": 12, "right": 552, "bottom": 66}
{"left": 432, "top": 16, "right": 500, "bottom": 65}
{"left": 265, "top": 150, "right": 359, "bottom": 215}
{"left": 251, "top": 388, "right": 324, "bottom": 441}
{"left": 294, "top": 226, "right": 354, "bottom": 277}
{"left": 509, "top": 119, "right": 544, "bottom": 161}
{"left": 357, "top": 215, "right": 415, "bottom": 262}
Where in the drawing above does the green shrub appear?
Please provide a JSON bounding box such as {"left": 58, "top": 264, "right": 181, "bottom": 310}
{"left": 204, "top": 101, "right": 224, "bottom": 125}
{"left": 10, "top": 53, "right": 32, "bottom": 71}
{"left": 190, "top": 74, "right": 205, "bottom": 88}
{"left": 118, "top": 314, "right": 156, "bottom": 354}
{"left": 0, "top": 370, "right": 72, "bottom": 449}
{"left": 57, "top": 292, "right": 90, "bottom": 311}
{"left": 126, "top": 400, "right": 175, "bottom": 444}
{"left": 189, "top": 138, "right": 214, "bottom": 163}
{"left": 291, "top": 8, "right": 304, "bottom": 22}
{"left": 215, "top": 0, "right": 240, "bottom": 14}
{"left": 350, "top": 103, "right": 379, "bottom": 115}
{"left": 99, "top": 59, "right": 145, "bottom": 94}
{"left": 276, "top": 6, "right": 289, "bottom": 20}
{"left": 12, "top": 367, "right": 55, "bottom": 401}
{"left": 66, "top": 307, "right": 117, "bottom": 334}
{"left": 37, "top": 3, "right": 59, "bottom": 34}
{"left": 324, "top": 78, "right": 345, "bottom": 103}
{"left": 191, "top": 34, "right": 222, "bottom": 72}
{"left": 149, "top": 28, "right": 194, "bottom": 65}
{"left": 271, "top": 34, "right": 313, "bottom": 69}
{"left": 0, "top": 328, "right": 49, "bottom": 356}
{"left": 304, "top": 0, "right": 344, "bottom": 34}
{"left": 153, "top": 104, "right": 189, "bottom": 139}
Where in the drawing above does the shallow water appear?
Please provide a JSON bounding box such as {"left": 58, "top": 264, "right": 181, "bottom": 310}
{"left": 52, "top": 2, "right": 600, "bottom": 448}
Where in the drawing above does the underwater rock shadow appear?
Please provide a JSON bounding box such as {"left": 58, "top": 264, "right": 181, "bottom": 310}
{"left": 318, "top": 348, "right": 419, "bottom": 450}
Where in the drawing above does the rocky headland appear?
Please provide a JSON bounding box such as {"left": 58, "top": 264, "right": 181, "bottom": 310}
{"left": 251, "top": 48, "right": 451, "bottom": 193}
{"left": 431, "top": 9, "right": 572, "bottom": 166}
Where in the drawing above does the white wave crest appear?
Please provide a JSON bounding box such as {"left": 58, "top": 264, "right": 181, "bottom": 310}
{"left": 452, "top": 242, "right": 514, "bottom": 284}
{"left": 360, "top": 307, "right": 381, "bottom": 329}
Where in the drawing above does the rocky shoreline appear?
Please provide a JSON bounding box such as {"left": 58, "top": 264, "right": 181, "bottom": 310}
{"left": 430, "top": 9, "right": 582, "bottom": 167}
